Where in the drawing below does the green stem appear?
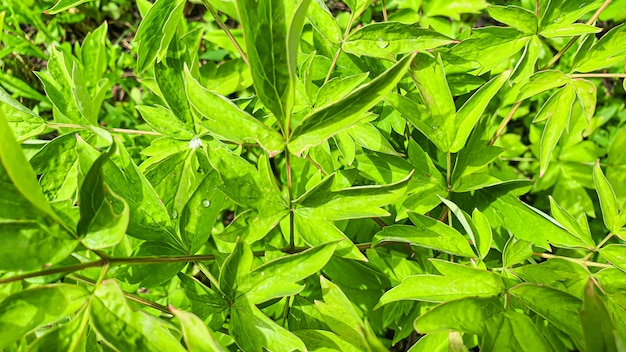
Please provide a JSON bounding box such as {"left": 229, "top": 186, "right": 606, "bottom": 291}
{"left": 324, "top": 16, "right": 356, "bottom": 83}
{"left": 67, "top": 274, "right": 173, "bottom": 317}
{"left": 489, "top": 101, "right": 521, "bottom": 146}
{"left": 571, "top": 73, "right": 626, "bottom": 78}
{"left": 201, "top": 0, "right": 249, "bottom": 66}
{"left": 533, "top": 252, "right": 612, "bottom": 268}
{"left": 286, "top": 152, "right": 296, "bottom": 250}
{"left": 446, "top": 151, "right": 452, "bottom": 192}
{"left": 597, "top": 232, "right": 614, "bottom": 249}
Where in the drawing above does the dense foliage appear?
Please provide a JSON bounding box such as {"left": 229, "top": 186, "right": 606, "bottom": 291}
{"left": 1, "top": 0, "right": 626, "bottom": 350}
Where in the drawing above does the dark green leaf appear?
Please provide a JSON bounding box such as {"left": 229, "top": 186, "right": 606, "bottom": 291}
{"left": 289, "top": 52, "right": 416, "bottom": 155}
{"left": 77, "top": 143, "right": 129, "bottom": 249}
{"left": 134, "top": 0, "right": 185, "bottom": 73}
{"left": 343, "top": 23, "right": 454, "bottom": 59}
{"left": 580, "top": 279, "right": 620, "bottom": 352}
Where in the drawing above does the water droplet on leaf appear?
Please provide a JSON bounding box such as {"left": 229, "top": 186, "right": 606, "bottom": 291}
{"left": 376, "top": 38, "right": 389, "bottom": 49}
{"left": 202, "top": 199, "right": 211, "bottom": 208}
{"left": 171, "top": 210, "right": 178, "bottom": 219}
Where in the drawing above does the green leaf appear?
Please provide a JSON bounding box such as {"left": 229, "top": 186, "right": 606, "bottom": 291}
{"left": 0, "top": 85, "right": 39, "bottom": 118}
{"left": 0, "top": 284, "right": 89, "bottom": 349}
{"left": 472, "top": 209, "right": 493, "bottom": 259}
{"left": 473, "top": 190, "right": 587, "bottom": 249}
{"left": 294, "top": 209, "right": 367, "bottom": 261}
{"left": 77, "top": 138, "right": 178, "bottom": 244}
{"left": 415, "top": 296, "right": 504, "bottom": 335}
{"left": 35, "top": 48, "right": 89, "bottom": 125}
{"left": 235, "top": 0, "right": 311, "bottom": 125}
{"left": 594, "top": 162, "right": 620, "bottom": 233}
{"left": 134, "top": 0, "right": 185, "bottom": 73}
{"left": 343, "top": 23, "right": 454, "bottom": 59}
{"left": 380, "top": 261, "right": 504, "bottom": 304}
{"left": 155, "top": 38, "right": 194, "bottom": 129}
{"left": 0, "top": 110, "right": 59, "bottom": 220}
{"left": 480, "top": 311, "right": 551, "bottom": 352}
{"left": 539, "top": 0, "right": 602, "bottom": 34}
{"left": 240, "top": 243, "right": 336, "bottom": 304}
{"left": 91, "top": 280, "right": 186, "bottom": 352}
{"left": 537, "top": 83, "right": 577, "bottom": 176}
{"left": 315, "top": 72, "right": 369, "bottom": 108}
{"left": 79, "top": 22, "right": 108, "bottom": 88}
{"left": 137, "top": 105, "right": 195, "bottom": 140}
{"left": 448, "top": 27, "right": 529, "bottom": 74}
{"left": 512, "top": 259, "right": 589, "bottom": 297}
{"left": 502, "top": 238, "right": 533, "bottom": 267}
{"left": 28, "top": 307, "right": 89, "bottom": 352}
{"left": 314, "top": 276, "right": 370, "bottom": 350}
{"left": 219, "top": 240, "right": 254, "bottom": 301}
{"left": 170, "top": 307, "right": 228, "bottom": 352}
{"left": 423, "top": 0, "right": 487, "bottom": 20}
{"left": 572, "top": 78, "right": 597, "bottom": 123}
{"left": 407, "top": 53, "right": 455, "bottom": 151}
{"left": 307, "top": 0, "right": 342, "bottom": 44}
{"left": 180, "top": 171, "right": 224, "bottom": 253}
{"left": 297, "top": 171, "right": 411, "bottom": 220}
{"left": 373, "top": 213, "right": 477, "bottom": 258}
{"left": 346, "top": 122, "right": 400, "bottom": 155}
{"left": 451, "top": 70, "right": 511, "bottom": 152}
{"left": 230, "top": 296, "right": 306, "bottom": 352}
{"left": 77, "top": 143, "right": 129, "bottom": 249}
{"left": 541, "top": 23, "right": 601, "bottom": 38}
{"left": 294, "top": 330, "right": 362, "bottom": 352}
{"left": 178, "top": 274, "right": 229, "bottom": 331}
{"left": 580, "top": 279, "right": 620, "bottom": 352}
{"left": 45, "top": 0, "right": 94, "bottom": 14}
{"left": 600, "top": 245, "right": 626, "bottom": 273}
{"left": 516, "top": 70, "right": 569, "bottom": 102}
{"left": 407, "top": 333, "right": 449, "bottom": 352}
{"left": 509, "top": 283, "right": 583, "bottom": 343}
{"left": 549, "top": 196, "right": 595, "bottom": 248}
{"left": 185, "top": 69, "right": 285, "bottom": 155}
{"left": 487, "top": 5, "right": 537, "bottom": 35}
{"left": 289, "top": 52, "right": 416, "bottom": 155}
{"left": 574, "top": 23, "right": 626, "bottom": 73}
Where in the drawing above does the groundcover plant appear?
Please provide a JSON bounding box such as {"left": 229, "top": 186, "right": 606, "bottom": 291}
{"left": 1, "top": 0, "right": 626, "bottom": 350}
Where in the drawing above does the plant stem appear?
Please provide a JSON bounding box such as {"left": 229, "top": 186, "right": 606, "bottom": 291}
{"left": 324, "top": 16, "right": 356, "bottom": 83}
{"left": 535, "top": 0, "right": 540, "bottom": 17}
{"left": 67, "top": 274, "right": 173, "bottom": 317}
{"left": 533, "top": 252, "right": 612, "bottom": 268}
{"left": 596, "top": 232, "right": 614, "bottom": 249}
{"left": 282, "top": 296, "right": 292, "bottom": 328}
{"left": 286, "top": 152, "right": 296, "bottom": 250}
{"left": 201, "top": 0, "right": 249, "bottom": 66}
{"left": 489, "top": 101, "right": 521, "bottom": 146}
{"left": 571, "top": 73, "right": 626, "bottom": 78}
{"left": 446, "top": 151, "right": 452, "bottom": 191}
{"left": 381, "top": 0, "right": 388, "bottom": 22}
